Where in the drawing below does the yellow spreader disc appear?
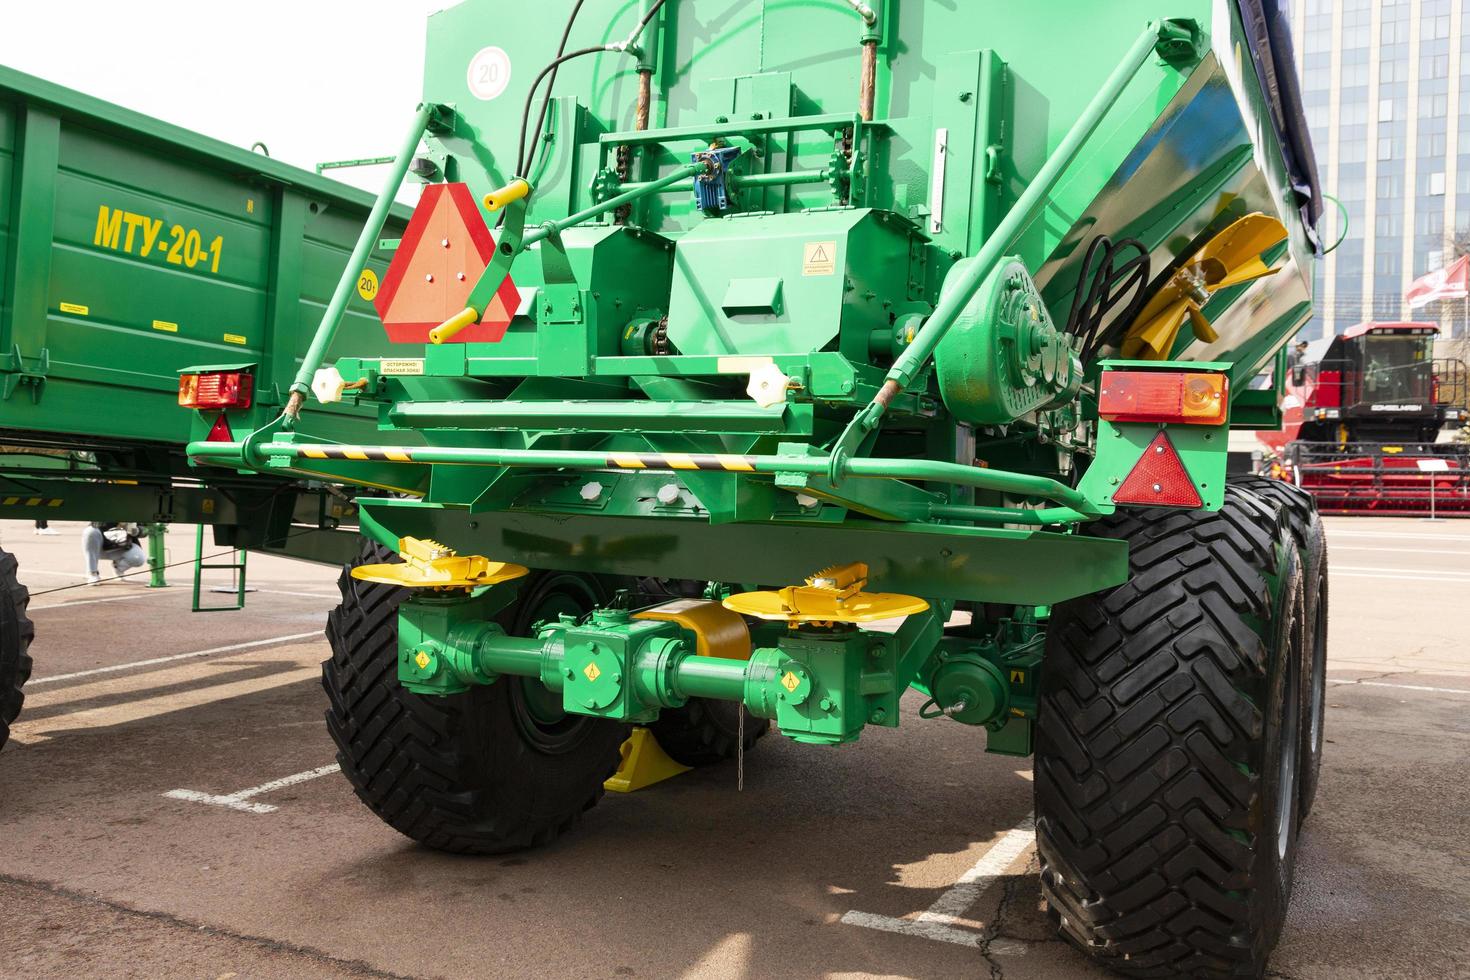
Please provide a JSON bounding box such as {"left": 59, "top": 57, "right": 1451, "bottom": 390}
{"left": 350, "top": 536, "right": 529, "bottom": 590}
{"left": 722, "top": 562, "right": 929, "bottom": 624}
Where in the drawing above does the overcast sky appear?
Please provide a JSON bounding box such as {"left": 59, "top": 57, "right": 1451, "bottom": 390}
{"left": 1, "top": 0, "right": 448, "bottom": 198}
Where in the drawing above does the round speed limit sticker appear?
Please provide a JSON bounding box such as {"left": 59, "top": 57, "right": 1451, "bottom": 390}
{"left": 467, "top": 46, "right": 512, "bottom": 101}
{"left": 356, "top": 268, "right": 379, "bottom": 302}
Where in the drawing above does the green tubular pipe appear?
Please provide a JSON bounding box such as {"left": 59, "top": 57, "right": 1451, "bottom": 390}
{"left": 520, "top": 162, "right": 702, "bottom": 248}
{"left": 927, "top": 503, "right": 1088, "bottom": 526}
{"left": 287, "top": 103, "right": 436, "bottom": 415}
{"left": 882, "top": 21, "right": 1167, "bottom": 394}
{"left": 474, "top": 634, "right": 546, "bottom": 680}
{"left": 617, "top": 168, "right": 830, "bottom": 195}
{"left": 462, "top": 627, "right": 769, "bottom": 715}
{"left": 673, "top": 655, "right": 750, "bottom": 701}
{"left": 187, "top": 439, "right": 1099, "bottom": 515}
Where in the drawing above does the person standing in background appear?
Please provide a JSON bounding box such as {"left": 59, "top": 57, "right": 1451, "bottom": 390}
{"left": 33, "top": 519, "right": 56, "bottom": 535}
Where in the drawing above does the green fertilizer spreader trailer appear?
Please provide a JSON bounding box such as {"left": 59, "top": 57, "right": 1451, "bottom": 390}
{"left": 92, "top": 0, "right": 1330, "bottom": 975}
{"left": 0, "top": 68, "right": 412, "bottom": 743}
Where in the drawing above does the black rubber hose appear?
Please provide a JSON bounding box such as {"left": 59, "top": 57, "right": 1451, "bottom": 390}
{"left": 1063, "top": 235, "right": 1150, "bottom": 363}
{"left": 515, "top": 0, "right": 586, "bottom": 177}
{"left": 516, "top": 0, "right": 669, "bottom": 179}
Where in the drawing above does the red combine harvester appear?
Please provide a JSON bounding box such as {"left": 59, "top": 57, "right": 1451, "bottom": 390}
{"left": 1259, "top": 321, "right": 1470, "bottom": 515}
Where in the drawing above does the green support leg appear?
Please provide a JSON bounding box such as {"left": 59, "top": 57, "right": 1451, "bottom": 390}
{"left": 146, "top": 523, "right": 168, "bottom": 588}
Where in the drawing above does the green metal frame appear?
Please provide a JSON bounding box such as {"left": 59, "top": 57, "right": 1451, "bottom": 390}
{"left": 172, "top": 0, "right": 1318, "bottom": 750}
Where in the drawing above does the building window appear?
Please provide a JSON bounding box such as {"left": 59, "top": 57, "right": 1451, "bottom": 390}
{"left": 1379, "top": 137, "right": 1395, "bottom": 160}
{"left": 1419, "top": 93, "right": 1449, "bottom": 118}
{"left": 1379, "top": 98, "right": 1394, "bottom": 121}
{"left": 1430, "top": 171, "right": 1447, "bottom": 195}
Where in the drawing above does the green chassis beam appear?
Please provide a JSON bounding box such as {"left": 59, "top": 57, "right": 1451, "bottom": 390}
{"left": 357, "top": 498, "right": 1128, "bottom": 606}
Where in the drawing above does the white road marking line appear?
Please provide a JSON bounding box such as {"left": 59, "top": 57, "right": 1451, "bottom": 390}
{"left": 252, "top": 588, "right": 341, "bottom": 600}
{"left": 27, "top": 632, "right": 322, "bottom": 685}
{"left": 9, "top": 665, "right": 320, "bottom": 744}
{"left": 164, "top": 763, "right": 342, "bottom": 815}
{"left": 1332, "top": 570, "right": 1470, "bottom": 583}
{"left": 841, "top": 813, "right": 1034, "bottom": 954}
{"left": 31, "top": 589, "right": 171, "bottom": 611}
{"left": 1333, "top": 544, "right": 1470, "bottom": 556}
{"left": 1327, "top": 678, "right": 1470, "bottom": 696}
{"left": 1333, "top": 564, "right": 1470, "bottom": 577}
{"left": 1326, "top": 529, "right": 1470, "bottom": 542}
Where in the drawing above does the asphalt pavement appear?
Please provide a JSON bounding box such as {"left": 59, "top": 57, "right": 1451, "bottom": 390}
{"left": 0, "top": 518, "right": 1466, "bottom": 979}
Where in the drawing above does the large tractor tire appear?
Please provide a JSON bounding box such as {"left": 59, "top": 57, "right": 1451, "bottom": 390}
{"left": 0, "top": 548, "right": 35, "bottom": 753}
{"left": 649, "top": 698, "right": 767, "bottom": 768}
{"left": 1229, "top": 474, "right": 1329, "bottom": 820}
{"left": 1035, "top": 486, "right": 1306, "bottom": 977}
{"left": 323, "top": 541, "right": 625, "bottom": 855}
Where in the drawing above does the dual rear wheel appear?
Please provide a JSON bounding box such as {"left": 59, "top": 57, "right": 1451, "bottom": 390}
{"left": 1035, "top": 479, "right": 1328, "bottom": 977}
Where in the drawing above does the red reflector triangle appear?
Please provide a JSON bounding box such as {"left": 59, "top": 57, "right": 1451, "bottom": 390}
{"left": 206, "top": 414, "right": 233, "bottom": 443}
{"left": 1114, "top": 430, "right": 1202, "bottom": 508}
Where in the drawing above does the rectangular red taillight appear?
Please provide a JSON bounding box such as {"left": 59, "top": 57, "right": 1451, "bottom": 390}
{"left": 179, "top": 371, "right": 253, "bottom": 410}
{"left": 1098, "top": 370, "right": 1227, "bottom": 425}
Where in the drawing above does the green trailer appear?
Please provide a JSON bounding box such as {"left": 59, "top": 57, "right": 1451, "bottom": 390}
{"left": 191, "top": 0, "right": 1326, "bottom": 974}
{"left": 0, "top": 64, "right": 410, "bottom": 748}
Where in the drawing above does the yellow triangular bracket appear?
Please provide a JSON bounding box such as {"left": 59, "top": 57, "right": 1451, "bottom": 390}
{"left": 604, "top": 726, "right": 691, "bottom": 793}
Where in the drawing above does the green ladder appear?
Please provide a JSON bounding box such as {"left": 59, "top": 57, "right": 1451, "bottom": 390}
{"left": 191, "top": 524, "right": 248, "bottom": 612}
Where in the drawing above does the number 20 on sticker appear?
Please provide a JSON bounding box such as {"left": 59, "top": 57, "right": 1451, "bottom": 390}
{"left": 357, "top": 269, "right": 379, "bottom": 301}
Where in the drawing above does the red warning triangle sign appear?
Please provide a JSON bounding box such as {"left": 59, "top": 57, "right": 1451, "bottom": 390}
{"left": 205, "top": 414, "right": 233, "bottom": 443}
{"left": 1114, "top": 430, "right": 1202, "bottom": 508}
{"left": 373, "top": 182, "right": 520, "bottom": 344}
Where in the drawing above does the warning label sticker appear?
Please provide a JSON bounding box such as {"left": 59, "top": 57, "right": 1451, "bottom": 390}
{"left": 380, "top": 359, "right": 425, "bottom": 376}
{"left": 802, "top": 241, "right": 837, "bottom": 277}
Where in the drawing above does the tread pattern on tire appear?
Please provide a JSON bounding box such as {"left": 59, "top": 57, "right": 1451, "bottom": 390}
{"left": 323, "top": 542, "right": 623, "bottom": 855}
{"left": 1228, "top": 474, "right": 1329, "bottom": 820}
{"left": 1035, "top": 487, "right": 1295, "bottom": 978}
{"left": 0, "top": 549, "right": 34, "bottom": 752}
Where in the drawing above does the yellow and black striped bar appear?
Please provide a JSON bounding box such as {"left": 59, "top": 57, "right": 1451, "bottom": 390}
{"left": 605, "top": 452, "right": 756, "bottom": 472}
{"left": 0, "top": 496, "right": 63, "bottom": 507}
{"left": 293, "top": 446, "right": 760, "bottom": 473}
{"left": 300, "top": 446, "right": 416, "bottom": 463}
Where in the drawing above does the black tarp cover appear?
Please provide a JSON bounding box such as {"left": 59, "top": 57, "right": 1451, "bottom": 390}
{"left": 1236, "top": 0, "right": 1325, "bottom": 253}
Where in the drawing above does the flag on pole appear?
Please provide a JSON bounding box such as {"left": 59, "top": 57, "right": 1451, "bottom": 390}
{"left": 1404, "top": 254, "right": 1470, "bottom": 308}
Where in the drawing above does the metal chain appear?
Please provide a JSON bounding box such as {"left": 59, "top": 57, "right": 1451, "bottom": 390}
{"left": 736, "top": 706, "right": 745, "bottom": 792}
